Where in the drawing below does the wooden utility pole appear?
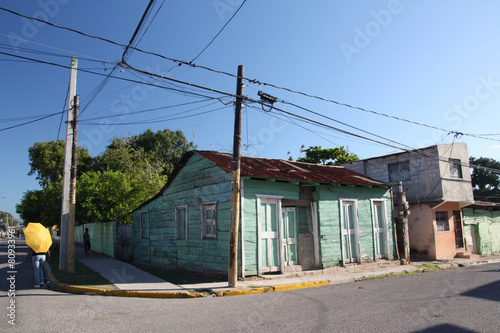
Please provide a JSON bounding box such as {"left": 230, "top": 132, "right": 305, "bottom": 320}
{"left": 60, "top": 57, "right": 78, "bottom": 274}
{"left": 68, "top": 94, "right": 79, "bottom": 257}
{"left": 228, "top": 65, "right": 244, "bottom": 287}
{"left": 397, "top": 181, "right": 410, "bottom": 264}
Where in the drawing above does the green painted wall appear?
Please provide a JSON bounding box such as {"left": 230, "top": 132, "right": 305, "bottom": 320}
{"left": 317, "top": 184, "right": 395, "bottom": 268}
{"left": 463, "top": 207, "right": 500, "bottom": 255}
{"left": 133, "top": 153, "right": 396, "bottom": 276}
{"left": 242, "top": 180, "right": 395, "bottom": 275}
{"left": 132, "top": 154, "right": 232, "bottom": 273}
{"left": 75, "top": 221, "right": 115, "bottom": 257}
{"left": 242, "top": 179, "right": 300, "bottom": 275}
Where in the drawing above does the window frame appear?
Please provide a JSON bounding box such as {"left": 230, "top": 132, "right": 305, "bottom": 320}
{"left": 435, "top": 211, "right": 449, "bottom": 232}
{"left": 175, "top": 205, "right": 188, "bottom": 240}
{"left": 140, "top": 211, "right": 149, "bottom": 239}
{"left": 449, "top": 158, "right": 463, "bottom": 178}
{"left": 201, "top": 201, "right": 217, "bottom": 239}
{"left": 388, "top": 161, "right": 411, "bottom": 183}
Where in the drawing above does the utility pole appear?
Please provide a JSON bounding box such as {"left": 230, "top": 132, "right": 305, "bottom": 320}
{"left": 228, "top": 65, "right": 244, "bottom": 288}
{"left": 60, "top": 57, "right": 78, "bottom": 274}
{"left": 69, "top": 93, "right": 79, "bottom": 249}
{"left": 397, "top": 181, "right": 410, "bottom": 264}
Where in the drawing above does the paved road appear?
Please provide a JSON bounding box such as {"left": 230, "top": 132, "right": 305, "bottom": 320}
{"left": 1, "top": 238, "right": 499, "bottom": 332}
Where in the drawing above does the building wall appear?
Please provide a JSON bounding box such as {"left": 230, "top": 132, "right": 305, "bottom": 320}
{"left": 133, "top": 154, "right": 396, "bottom": 276}
{"left": 75, "top": 221, "right": 115, "bottom": 257}
{"left": 409, "top": 202, "right": 464, "bottom": 260}
{"left": 408, "top": 203, "right": 436, "bottom": 258}
{"left": 241, "top": 178, "right": 300, "bottom": 276}
{"left": 463, "top": 207, "right": 500, "bottom": 255}
{"left": 317, "top": 184, "right": 395, "bottom": 267}
{"left": 342, "top": 143, "right": 473, "bottom": 204}
{"left": 132, "top": 154, "right": 232, "bottom": 274}
{"left": 436, "top": 144, "right": 473, "bottom": 203}
{"left": 433, "top": 202, "right": 462, "bottom": 260}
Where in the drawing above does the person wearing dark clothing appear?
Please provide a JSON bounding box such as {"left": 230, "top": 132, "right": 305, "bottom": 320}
{"left": 83, "top": 228, "right": 91, "bottom": 255}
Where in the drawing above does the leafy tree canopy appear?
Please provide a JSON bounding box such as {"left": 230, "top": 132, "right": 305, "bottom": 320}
{"left": 19, "top": 129, "right": 192, "bottom": 226}
{"left": 15, "top": 183, "right": 63, "bottom": 227}
{"left": 292, "top": 145, "right": 359, "bottom": 165}
{"left": 102, "top": 129, "right": 194, "bottom": 176}
{"left": 470, "top": 156, "right": 500, "bottom": 202}
{"left": 28, "top": 140, "right": 93, "bottom": 187}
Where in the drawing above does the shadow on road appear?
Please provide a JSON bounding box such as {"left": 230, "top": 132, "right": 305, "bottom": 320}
{"left": 412, "top": 323, "right": 476, "bottom": 333}
{"left": 460, "top": 279, "right": 500, "bottom": 302}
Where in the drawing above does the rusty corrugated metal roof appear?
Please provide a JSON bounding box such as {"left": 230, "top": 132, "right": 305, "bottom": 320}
{"left": 195, "top": 150, "right": 386, "bottom": 186}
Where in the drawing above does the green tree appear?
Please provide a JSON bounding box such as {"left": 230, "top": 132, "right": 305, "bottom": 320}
{"left": 102, "top": 129, "right": 194, "bottom": 177}
{"left": 77, "top": 168, "right": 166, "bottom": 224}
{"left": 293, "top": 145, "right": 359, "bottom": 165}
{"left": 470, "top": 156, "right": 500, "bottom": 202}
{"left": 16, "top": 182, "right": 63, "bottom": 227}
{"left": 21, "top": 128, "right": 191, "bottom": 226}
{"left": 28, "top": 140, "right": 93, "bottom": 187}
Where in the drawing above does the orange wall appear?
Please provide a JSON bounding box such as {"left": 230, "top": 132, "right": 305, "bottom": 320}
{"left": 407, "top": 202, "right": 463, "bottom": 260}
{"left": 433, "top": 202, "right": 462, "bottom": 260}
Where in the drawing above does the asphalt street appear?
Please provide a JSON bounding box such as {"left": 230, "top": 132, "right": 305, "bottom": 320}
{"left": 1, "top": 238, "right": 499, "bottom": 333}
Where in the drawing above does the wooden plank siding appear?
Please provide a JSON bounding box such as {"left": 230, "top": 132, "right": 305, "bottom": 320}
{"left": 317, "top": 184, "right": 395, "bottom": 267}
{"left": 132, "top": 151, "right": 396, "bottom": 276}
{"left": 242, "top": 179, "right": 300, "bottom": 276}
{"left": 132, "top": 154, "right": 232, "bottom": 273}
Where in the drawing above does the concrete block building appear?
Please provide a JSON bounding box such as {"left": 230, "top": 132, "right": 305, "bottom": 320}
{"left": 342, "top": 143, "right": 474, "bottom": 260}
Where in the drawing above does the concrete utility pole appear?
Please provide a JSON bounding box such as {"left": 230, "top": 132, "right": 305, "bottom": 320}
{"left": 60, "top": 57, "right": 78, "bottom": 274}
{"left": 397, "top": 181, "right": 410, "bottom": 264}
{"left": 228, "top": 65, "right": 244, "bottom": 288}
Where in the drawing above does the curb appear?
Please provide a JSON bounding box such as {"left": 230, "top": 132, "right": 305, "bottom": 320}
{"left": 42, "top": 261, "right": 204, "bottom": 298}
{"left": 42, "top": 261, "right": 330, "bottom": 298}
{"left": 215, "top": 280, "right": 330, "bottom": 297}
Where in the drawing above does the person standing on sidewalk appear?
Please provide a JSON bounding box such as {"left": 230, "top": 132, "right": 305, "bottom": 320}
{"left": 32, "top": 249, "right": 50, "bottom": 288}
{"left": 83, "top": 228, "right": 91, "bottom": 255}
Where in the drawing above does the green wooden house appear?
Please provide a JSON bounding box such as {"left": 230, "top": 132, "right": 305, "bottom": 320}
{"left": 132, "top": 150, "right": 397, "bottom": 277}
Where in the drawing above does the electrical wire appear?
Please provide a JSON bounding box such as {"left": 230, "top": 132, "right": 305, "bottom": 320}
{"left": 0, "top": 111, "right": 65, "bottom": 132}
{"left": 122, "top": 0, "right": 157, "bottom": 60}
{"left": 79, "top": 99, "right": 221, "bottom": 122}
{"left": 2, "top": 6, "right": 498, "bottom": 143}
{"left": 190, "top": 0, "right": 247, "bottom": 63}
{"left": 78, "top": 105, "right": 229, "bottom": 126}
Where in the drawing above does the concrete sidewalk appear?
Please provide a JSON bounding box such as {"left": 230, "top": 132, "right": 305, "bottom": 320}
{"left": 47, "top": 248, "right": 500, "bottom": 298}
{"left": 76, "top": 247, "right": 182, "bottom": 292}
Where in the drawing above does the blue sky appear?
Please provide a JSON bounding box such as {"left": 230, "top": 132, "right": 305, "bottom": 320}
{"left": 1, "top": 0, "right": 500, "bottom": 221}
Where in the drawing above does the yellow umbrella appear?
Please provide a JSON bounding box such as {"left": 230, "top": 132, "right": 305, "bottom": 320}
{"left": 23, "top": 223, "right": 52, "bottom": 253}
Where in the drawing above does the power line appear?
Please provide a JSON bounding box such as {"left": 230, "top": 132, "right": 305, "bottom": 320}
{"left": 79, "top": 105, "right": 228, "bottom": 126}
{"left": 122, "top": 0, "right": 157, "bottom": 60}
{"left": 79, "top": 99, "right": 220, "bottom": 122}
{"left": 0, "top": 34, "right": 114, "bottom": 64}
{"left": 190, "top": 0, "right": 247, "bottom": 63}
{"left": 2, "top": 6, "right": 497, "bottom": 143}
{"left": 0, "top": 111, "right": 64, "bottom": 132}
